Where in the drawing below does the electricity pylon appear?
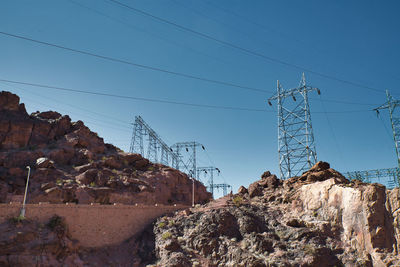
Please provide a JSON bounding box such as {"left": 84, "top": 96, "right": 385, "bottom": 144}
{"left": 211, "top": 184, "right": 232, "bottom": 196}
{"left": 372, "top": 90, "right": 400, "bottom": 187}
{"left": 374, "top": 90, "right": 400, "bottom": 169}
{"left": 197, "top": 166, "right": 220, "bottom": 198}
{"left": 129, "top": 116, "right": 178, "bottom": 166}
{"left": 345, "top": 167, "right": 399, "bottom": 189}
{"left": 268, "top": 73, "right": 320, "bottom": 179}
{"left": 171, "top": 142, "right": 205, "bottom": 178}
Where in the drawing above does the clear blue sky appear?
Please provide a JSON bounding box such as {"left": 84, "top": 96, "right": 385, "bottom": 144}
{"left": 1, "top": 0, "right": 399, "bottom": 197}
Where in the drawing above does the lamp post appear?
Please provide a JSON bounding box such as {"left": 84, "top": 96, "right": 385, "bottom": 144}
{"left": 20, "top": 166, "right": 31, "bottom": 218}
{"left": 192, "top": 177, "right": 195, "bottom": 207}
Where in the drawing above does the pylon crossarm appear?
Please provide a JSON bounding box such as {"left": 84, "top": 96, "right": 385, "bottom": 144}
{"left": 268, "top": 87, "right": 318, "bottom": 101}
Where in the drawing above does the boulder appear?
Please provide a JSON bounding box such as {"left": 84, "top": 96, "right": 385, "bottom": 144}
{"left": 160, "top": 252, "right": 191, "bottom": 267}
{"left": 104, "top": 156, "right": 122, "bottom": 169}
{"left": 36, "top": 157, "right": 54, "bottom": 169}
{"left": 309, "top": 161, "right": 330, "bottom": 172}
{"left": 248, "top": 182, "right": 263, "bottom": 198}
{"left": 33, "top": 111, "right": 62, "bottom": 120}
{"left": 40, "top": 182, "right": 56, "bottom": 191}
{"left": 49, "top": 115, "right": 72, "bottom": 138}
{"left": 238, "top": 185, "right": 248, "bottom": 194}
{"left": 76, "top": 169, "right": 98, "bottom": 185}
{"left": 258, "top": 174, "right": 280, "bottom": 188}
{"left": 261, "top": 171, "right": 271, "bottom": 179}
{"left": 122, "top": 153, "right": 143, "bottom": 165}
{"left": 0, "top": 91, "right": 20, "bottom": 111}
{"left": 135, "top": 158, "right": 150, "bottom": 170}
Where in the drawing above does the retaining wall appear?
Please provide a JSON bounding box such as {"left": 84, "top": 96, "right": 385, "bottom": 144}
{"left": 0, "top": 203, "right": 188, "bottom": 247}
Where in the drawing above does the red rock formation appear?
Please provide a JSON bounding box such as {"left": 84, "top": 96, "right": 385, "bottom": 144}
{"left": 0, "top": 215, "right": 156, "bottom": 266}
{"left": 153, "top": 162, "right": 400, "bottom": 266}
{"left": 0, "top": 91, "right": 211, "bottom": 206}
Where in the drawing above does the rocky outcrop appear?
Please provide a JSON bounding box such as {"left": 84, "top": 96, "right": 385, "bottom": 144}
{"left": 0, "top": 215, "right": 82, "bottom": 266}
{"left": 0, "top": 215, "right": 156, "bottom": 266}
{"left": 153, "top": 162, "right": 400, "bottom": 267}
{"left": 0, "top": 91, "right": 211, "bottom": 206}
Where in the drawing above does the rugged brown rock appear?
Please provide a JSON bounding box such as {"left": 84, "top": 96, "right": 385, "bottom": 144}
{"left": 0, "top": 215, "right": 156, "bottom": 266}
{"left": 0, "top": 91, "right": 211, "bottom": 206}
{"left": 153, "top": 162, "right": 400, "bottom": 266}
{"left": 2, "top": 91, "right": 400, "bottom": 266}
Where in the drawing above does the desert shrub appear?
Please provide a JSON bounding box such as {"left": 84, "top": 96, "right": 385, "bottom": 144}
{"left": 47, "top": 215, "right": 65, "bottom": 231}
{"left": 162, "top": 231, "right": 172, "bottom": 240}
{"left": 89, "top": 181, "right": 96, "bottom": 187}
{"left": 158, "top": 222, "right": 166, "bottom": 228}
{"left": 233, "top": 196, "right": 243, "bottom": 206}
{"left": 9, "top": 215, "right": 25, "bottom": 224}
{"left": 168, "top": 220, "right": 175, "bottom": 227}
{"left": 56, "top": 179, "right": 63, "bottom": 186}
{"left": 147, "top": 166, "right": 155, "bottom": 172}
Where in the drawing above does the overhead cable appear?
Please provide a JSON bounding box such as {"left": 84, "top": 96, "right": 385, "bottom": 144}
{"left": 108, "top": 0, "right": 385, "bottom": 94}
{"left": 0, "top": 78, "right": 270, "bottom": 112}
{"left": 0, "top": 31, "right": 268, "bottom": 94}
{"left": 0, "top": 78, "right": 374, "bottom": 114}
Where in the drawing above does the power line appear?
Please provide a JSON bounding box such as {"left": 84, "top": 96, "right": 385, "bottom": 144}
{"left": 0, "top": 78, "right": 270, "bottom": 112}
{"left": 68, "top": 1, "right": 377, "bottom": 108}
{"left": 0, "top": 77, "right": 373, "bottom": 114}
{"left": 170, "top": 0, "right": 283, "bottom": 54}
{"left": 67, "top": 0, "right": 238, "bottom": 69}
{"left": 108, "top": 0, "right": 385, "bottom": 94}
{"left": 14, "top": 94, "right": 131, "bottom": 133}
{"left": 0, "top": 31, "right": 268, "bottom": 94}
{"left": 309, "top": 98, "right": 376, "bottom": 106}
{"left": 317, "top": 95, "right": 344, "bottom": 164}
{"left": 204, "top": 0, "right": 329, "bottom": 56}
{"left": 0, "top": 82, "right": 132, "bottom": 127}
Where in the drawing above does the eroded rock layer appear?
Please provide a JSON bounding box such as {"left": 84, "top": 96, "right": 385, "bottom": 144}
{"left": 0, "top": 91, "right": 211, "bottom": 205}
{"left": 154, "top": 162, "right": 400, "bottom": 267}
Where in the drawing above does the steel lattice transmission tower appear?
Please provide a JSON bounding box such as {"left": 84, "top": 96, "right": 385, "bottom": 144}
{"left": 268, "top": 74, "right": 320, "bottom": 179}
{"left": 374, "top": 90, "right": 400, "bottom": 170}
{"left": 171, "top": 142, "right": 205, "bottom": 178}
{"left": 197, "top": 167, "right": 231, "bottom": 198}
{"left": 211, "top": 184, "right": 232, "bottom": 196}
{"left": 129, "top": 116, "right": 178, "bottom": 166}
{"left": 345, "top": 167, "right": 399, "bottom": 189}
{"left": 371, "top": 90, "right": 400, "bottom": 187}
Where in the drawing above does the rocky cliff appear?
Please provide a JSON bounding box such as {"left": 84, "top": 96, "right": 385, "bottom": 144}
{"left": 0, "top": 91, "right": 211, "bottom": 205}
{"left": 154, "top": 162, "right": 400, "bottom": 267}
{"left": 0, "top": 215, "right": 156, "bottom": 266}
{"left": 2, "top": 91, "right": 400, "bottom": 267}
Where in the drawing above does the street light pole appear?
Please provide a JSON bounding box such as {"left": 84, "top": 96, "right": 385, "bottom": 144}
{"left": 20, "top": 166, "right": 31, "bottom": 218}
{"left": 192, "top": 178, "right": 195, "bottom": 207}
